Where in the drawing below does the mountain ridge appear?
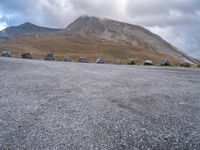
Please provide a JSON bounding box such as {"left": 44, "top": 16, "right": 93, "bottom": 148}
{"left": 64, "top": 16, "right": 199, "bottom": 65}
{"left": 0, "top": 22, "right": 61, "bottom": 42}
{"left": 0, "top": 15, "right": 199, "bottom": 66}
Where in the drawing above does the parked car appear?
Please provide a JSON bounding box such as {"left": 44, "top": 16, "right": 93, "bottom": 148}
{"left": 21, "top": 53, "right": 33, "bottom": 59}
{"left": 96, "top": 58, "right": 104, "bottom": 64}
{"left": 144, "top": 60, "right": 153, "bottom": 65}
{"left": 79, "top": 57, "right": 88, "bottom": 63}
{"left": 45, "top": 53, "right": 54, "bottom": 61}
{"left": 2, "top": 51, "right": 12, "bottom": 57}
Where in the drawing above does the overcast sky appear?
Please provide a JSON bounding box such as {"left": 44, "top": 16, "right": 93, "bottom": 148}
{"left": 0, "top": 0, "right": 199, "bottom": 58}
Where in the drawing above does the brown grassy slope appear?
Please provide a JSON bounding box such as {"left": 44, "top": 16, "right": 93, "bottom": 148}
{"left": 0, "top": 34, "right": 180, "bottom": 65}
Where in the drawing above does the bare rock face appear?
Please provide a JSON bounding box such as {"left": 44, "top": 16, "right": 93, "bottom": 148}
{"left": 66, "top": 16, "right": 105, "bottom": 35}
{"left": 65, "top": 16, "right": 199, "bottom": 66}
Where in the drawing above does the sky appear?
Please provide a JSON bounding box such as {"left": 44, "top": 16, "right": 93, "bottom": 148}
{"left": 0, "top": 0, "right": 199, "bottom": 58}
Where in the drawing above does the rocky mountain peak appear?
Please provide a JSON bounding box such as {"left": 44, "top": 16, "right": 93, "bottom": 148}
{"left": 64, "top": 16, "right": 199, "bottom": 65}
{"left": 0, "top": 22, "right": 61, "bottom": 41}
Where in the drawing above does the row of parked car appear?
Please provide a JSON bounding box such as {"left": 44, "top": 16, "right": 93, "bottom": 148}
{"left": 1, "top": 51, "right": 191, "bottom": 67}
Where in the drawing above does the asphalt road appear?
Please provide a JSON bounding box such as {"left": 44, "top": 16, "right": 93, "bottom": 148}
{"left": 0, "top": 57, "right": 200, "bottom": 150}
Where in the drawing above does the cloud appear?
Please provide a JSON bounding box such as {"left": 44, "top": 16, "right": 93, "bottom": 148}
{"left": 0, "top": 0, "right": 129, "bottom": 27}
{"left": 0, "top": 0, "right": 199, "bottom": 58}
{"left": 126, "top": 0, "right": 200, "bottom": 26}
{"left": 0, "top": 13, "right": 7, "bottom": 30}
{"left": 0, "top": 22, "right": 7, "bottom": 31}
{"left": 126, "top": 0, "right": 200, "bottom": 58}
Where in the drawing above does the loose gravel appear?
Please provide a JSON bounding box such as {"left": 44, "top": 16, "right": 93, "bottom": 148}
{"left": 0, "top": 57, "right": 200, "bottom": 150}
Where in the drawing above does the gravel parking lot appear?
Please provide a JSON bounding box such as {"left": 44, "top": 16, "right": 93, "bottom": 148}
{"left": 0, "top": 57, "right": 200, "bottom": 150}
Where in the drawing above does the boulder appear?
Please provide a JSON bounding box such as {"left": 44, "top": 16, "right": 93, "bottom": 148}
{"left": 128, "top": 59, "right": 136, "bottom": 65}
{"left": 45, "top": 53, "right": 54, "bottom": 61}
{"left": 144, "top": 60, "right": 153, "bottom": 65}
{"left": 96, "top": 58, "right": 104, "bottom": 64}
{"left": 160, "top": 59, "right": 170, "bottom": 66}
{"left": 79, "top": 57, "right": 88, "bottom": 63}
{"left": 180, "top": 61, "right": 191, "bottom": 67}
{"left": 1, "top": 51, "right": 12, "bottom": 57}
{"left": 64, "top": 57, "right": 72, "bottom": 62}
{"left": 21, "top": 53, "right": 33, "bottom": 59}
{"left": 114, "top": 59, "right": 122, "bottom": 65}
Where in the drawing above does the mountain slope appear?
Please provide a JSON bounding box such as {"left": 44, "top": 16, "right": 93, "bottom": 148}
{"left": 0, "top": 16, "right": 199, "bottom": 66}
{"left": 65, "top": 16, "right": 199, "bottom": 65}
{"left": 0, "top": 22, "right": 61, "bottom": 42}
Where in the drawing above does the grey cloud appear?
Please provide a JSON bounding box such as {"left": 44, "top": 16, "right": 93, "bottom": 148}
{"left": 126, "top": 0, "right": 200, "bottom": 27}
{"left": 0, "top": 0, "right": 125, "bottom": 27}
{"left": 0, "top": 0, "right": 34, "bottom": 12}
{"left": 126, "top": 0, "right": 200, "bottom": 17}
{"left": 71, "top": 0, "right": 119, "bottom": 16}
{"left": 126, "top": 0, "right": 200, "bottom": 58}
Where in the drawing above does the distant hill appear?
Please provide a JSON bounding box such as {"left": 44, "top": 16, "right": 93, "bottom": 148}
{"left": 194, "top": 58, "right": 200, "bottom": 63}
{"left": 0, "top": 16, "right": 199, "bottom": 66}
{"left": 0, "top": 22, "right": 61, "bottom": 42}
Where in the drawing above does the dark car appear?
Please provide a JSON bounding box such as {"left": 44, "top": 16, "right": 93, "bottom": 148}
{"left": 2, "top": 51, "right": 12, "bottom": 57}
{"left": 45, "top": 53, "right": 54, "bottom": 61}
{"left": 21, "top": 53, "right": 33, "bottom": 59}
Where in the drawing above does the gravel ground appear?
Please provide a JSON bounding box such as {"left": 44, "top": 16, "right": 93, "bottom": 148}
{"left": 0, "top": 57, "right": 200, "bottom": 150}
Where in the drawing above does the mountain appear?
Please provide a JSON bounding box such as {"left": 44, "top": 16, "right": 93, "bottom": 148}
{"left": 65, "top": 16, "right": 199, "bottom": 65}
{"left": 194, "top": 58, "right": 200, "bottom": 63}
{"left": 0, "top": 16, "right": 199, "bottom": 66}
{"left": 0, "top": 22, "right": 61, "bottom": 42}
